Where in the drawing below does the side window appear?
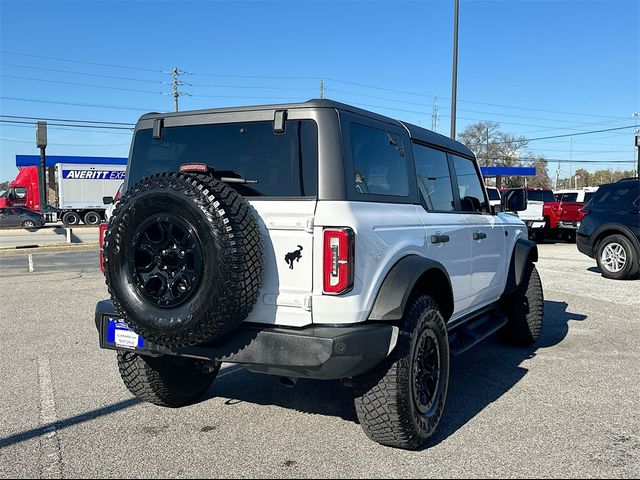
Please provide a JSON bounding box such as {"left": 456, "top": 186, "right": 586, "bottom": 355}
{"left": 351, "top": 123, "right": 409, "bottom": 197}
{"left": 451, "top": 154, "right": 488, "bottom": 213}
{"left": 413, "top": 143, "right": 455, "bottom": 212}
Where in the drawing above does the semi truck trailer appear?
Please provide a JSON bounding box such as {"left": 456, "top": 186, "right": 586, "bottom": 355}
{"left": 0, "top": 163, "right": 126, "bottom": 225}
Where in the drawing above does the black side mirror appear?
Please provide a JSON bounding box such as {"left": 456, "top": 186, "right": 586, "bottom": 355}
{"left": 103, "top": 196, "right": 114, "bottom": 205}
{"left": 501, "top": 188, "right": 528, "bottom": 212}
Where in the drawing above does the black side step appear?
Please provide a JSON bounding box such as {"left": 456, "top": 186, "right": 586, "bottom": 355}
{"left": 448, "top": 309, "right": 508, "bottom": 356}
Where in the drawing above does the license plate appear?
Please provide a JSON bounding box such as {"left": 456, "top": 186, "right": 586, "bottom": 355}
{"left": 105, "top": 317, "right": 145, "bottom": 349}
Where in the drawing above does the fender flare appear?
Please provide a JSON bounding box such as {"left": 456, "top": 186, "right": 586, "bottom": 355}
{"left": 503, "top": 238, "right": 538, "bottom": 296}
{"left": 368, "top": 255, "right": 454, "bottom": 321}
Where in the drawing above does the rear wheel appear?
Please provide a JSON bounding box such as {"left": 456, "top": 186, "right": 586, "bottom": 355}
{"left": 83, "top": 211, "right": 101, "bottom": 225}
{"left": 22, "top": 220, "right": 36, "bottom": 229}
{"left": 62, "top": 211, "right": 80, "bottom": 226}
{"left": 353, "top": 295, "right": 449, "bottom": 450}
{"left": 596, "top": 234, "right": 639, "bottom": 280}
{"left": 117, "top": 351, "right": 219, "bottom": 407}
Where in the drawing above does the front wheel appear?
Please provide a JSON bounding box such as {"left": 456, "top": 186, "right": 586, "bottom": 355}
{"left": 596, "top": 234, "right": 639, "bottom": 280}
{"left": 22, "top": 220, "right": 36, "bottom": 229}
{"left": 353, "top": 295, "right": 449, "bottom": 450}
{"left": 117, "top": 352, "right": 219, "bottom": 407}
{"left": 501, "top": 263, "right": 544, "bottom": 346}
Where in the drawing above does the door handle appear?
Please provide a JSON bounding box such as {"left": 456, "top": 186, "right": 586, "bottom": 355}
{"left": 473, "top": 232, "right": 487, "bottom": 240}
{"left": 431, "top": 234, "right": 450, "bottom": 244}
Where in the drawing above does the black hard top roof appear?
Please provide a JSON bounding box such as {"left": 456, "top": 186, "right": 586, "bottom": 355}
{"left": 139, "top": 99, "right": 474, "bottom": 158}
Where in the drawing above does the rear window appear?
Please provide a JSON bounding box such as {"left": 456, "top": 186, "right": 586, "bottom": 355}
{"left": 590, "top": 184, "right": 640, "bottom": 209}
{"left": 528, "top": 190, "right": 555, "bottom": 203}
{"left": 128, "top": 120, "right": 318, "bottom": 197}
{"left": 561, "top": 193, "right": 578, "bottom": 202}
{"left": 583, "top": 191, "right": 594, "bottom": 203}
{"left": 487, "top": 188, "right": 500, "bottom": 201}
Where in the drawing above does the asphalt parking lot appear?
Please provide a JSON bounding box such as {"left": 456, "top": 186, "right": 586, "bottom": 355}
{"left": 0, "top": 243, "right": 638, "bottom": 478}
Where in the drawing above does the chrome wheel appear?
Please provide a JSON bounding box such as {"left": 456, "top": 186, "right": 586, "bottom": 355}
{"left": 601, "top": 242, "right": 627, "bottom": 273}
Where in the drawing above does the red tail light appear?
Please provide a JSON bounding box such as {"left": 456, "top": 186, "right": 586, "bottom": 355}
{"left": 323, "top": 228, "right": 355, "bottom": 295}
{"left": 99, "top": 222, "right": 108, "bottom": 272}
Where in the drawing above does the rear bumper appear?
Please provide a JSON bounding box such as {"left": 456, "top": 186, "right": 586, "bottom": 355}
{"left": 95, "top": 300, "right": 397, "bottom": 380}
{"left": 558, "top": 221, "right": 580, "bottom": 229}
{"left": 525, "top": 220, "right": 546, "bottom": 229}
{"left": 576, "top": 234, "right": 593, "bottom": 258}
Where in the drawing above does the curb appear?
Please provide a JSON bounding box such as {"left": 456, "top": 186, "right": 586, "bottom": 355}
{"left": 0, "top": 243, "right": 99, "bottom": 256}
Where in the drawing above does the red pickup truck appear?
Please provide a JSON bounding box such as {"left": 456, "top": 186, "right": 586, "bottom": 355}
{"left": 553, "top": 189, "right": 599, "bottom": 241}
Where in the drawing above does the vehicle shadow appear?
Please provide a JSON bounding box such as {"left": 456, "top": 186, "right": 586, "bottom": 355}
{"left": 208, "top": 300, "right": 587, "bottom": 440}
{"left": 588, "top": 266, "right": 640, "bottom": 280}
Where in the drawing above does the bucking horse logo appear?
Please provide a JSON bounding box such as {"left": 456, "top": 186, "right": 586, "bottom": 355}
{"left": 285, "top": 245, "right": 303, "bottom": 270}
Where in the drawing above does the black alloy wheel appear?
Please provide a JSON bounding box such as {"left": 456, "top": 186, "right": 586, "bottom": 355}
{"left": 412, "top": 328, "right": 441, "bottom": 415}
{"left": 131, "top": 214, "right": 203, "bottom": 309}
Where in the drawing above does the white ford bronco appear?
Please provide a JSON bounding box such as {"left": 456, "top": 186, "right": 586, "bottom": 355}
{"left": 96, "top": 100, "right": 543, "bottom": 450}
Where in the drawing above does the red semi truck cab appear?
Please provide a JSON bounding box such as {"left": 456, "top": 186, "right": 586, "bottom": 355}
{"left": 0, "top": 167, "right": 40, "bottom": 210}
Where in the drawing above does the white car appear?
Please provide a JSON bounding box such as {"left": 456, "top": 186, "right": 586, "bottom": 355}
{"left": 486, "top": 186, "right": 501, "bottom": 207}
{"left": 95, "top": 100, "right": 543, "bottom": 450}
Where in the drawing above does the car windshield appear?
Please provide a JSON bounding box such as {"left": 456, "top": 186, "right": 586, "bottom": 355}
{"left": 129, "top": 120, "right": 318, "bottom": 197}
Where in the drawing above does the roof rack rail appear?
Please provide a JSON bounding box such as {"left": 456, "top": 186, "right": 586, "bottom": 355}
{"left": 616, "top": 177, "right": 639, "bottom": 182}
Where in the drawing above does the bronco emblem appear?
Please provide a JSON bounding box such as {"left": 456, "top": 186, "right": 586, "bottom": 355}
{"left": 285, "top": 245, "right": 303, "bottom": 269}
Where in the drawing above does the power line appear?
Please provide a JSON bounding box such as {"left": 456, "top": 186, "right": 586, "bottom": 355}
{"left": 2, "top": 50, "right": 628, "bottom": 121}
{"left": 0, "top": 96, "right": 156, "bottom": 112}
{"left": 0, "top": 122, "right": 134, "bottom": 135}
{"left": 0, "top": 74, "right": 165, "bottom": 95}
{"left": 524, "top": 125, "right": 636, "bottom": 142}
{"left": 0, "top": 119, "right": 132, "bottom": 130}
{"left": 0, "top": 114, "right": 133, "bottom": 126}
{"left": 0, "top": 136, "right": 130, "bottom": 146}
{"left": 0, "top": 62, "right": 165, "bottom": 84}
{"left": 0, "top": 50, "right": 163, "bottom": 73}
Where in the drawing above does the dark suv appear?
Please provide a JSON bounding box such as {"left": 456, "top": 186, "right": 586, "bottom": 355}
{"left": 577, "top": 178, "right": 640, "bottom": 279}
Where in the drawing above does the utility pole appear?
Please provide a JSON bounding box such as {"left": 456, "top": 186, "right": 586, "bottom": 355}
{"left": 36, "top": 122, "right": 47, "bottom": 211}
{"left": 636, "top": 133, "right": 640, "bottom": 177}
{"left": 634, "top": 112, "right": 639, "bottom": 177}
{"left": 431, "top": 97, "right": 440, "bottom": 132}
{"left": 569, "top": 137, "right": 573, "bottom": 188}
{"left": 172, "top": 67, "right": 184, "bottom": 112}
{"left": 450, "top": 0, "right": 460, "bottom": 139}
{"left": 486, "top": 125, "right": 490, "bottom": 165}
{"left": 320, "top": 79, "right": 324, "bottom": 99}
{"left": 555, "top": 162, "right": 560, "bottom": 190}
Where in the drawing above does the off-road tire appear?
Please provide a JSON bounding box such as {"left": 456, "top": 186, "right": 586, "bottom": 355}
{"left": 117, "top": 351, "right": 219, "bottom": 407}
{"left": 596, "top": 234, "right": 639, "bottom": 280}
{"left": 502, "top": 263, "right": 544, "bottom": 345}
{"left": 353, "top": 295, "right": 449, "bottom": 450}
{"left": 104, "top": 172, "right": 263, "bottom": 347}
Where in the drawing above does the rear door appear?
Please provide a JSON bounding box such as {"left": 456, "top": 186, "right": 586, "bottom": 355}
{"left": 412, "top": 143, "right": 473, "bottom": 314}
{"left": 127, "top": 116, "right": 319, "bottom": 327}
{"left": 449, "top": 154, "right": 506, "bottom": 308}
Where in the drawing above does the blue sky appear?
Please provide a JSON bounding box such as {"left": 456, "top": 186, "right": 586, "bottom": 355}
{"left": 0, "top": 0, "right": 638, "bottom": 182}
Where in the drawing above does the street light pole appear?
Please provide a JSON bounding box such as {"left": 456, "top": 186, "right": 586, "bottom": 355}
{"left": 450, "top": 0, "right": 460, "bottom": 140}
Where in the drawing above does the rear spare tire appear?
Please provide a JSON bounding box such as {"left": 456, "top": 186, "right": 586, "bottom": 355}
{"left": 104, "top": 172, "right": 263, "bottom": 347}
